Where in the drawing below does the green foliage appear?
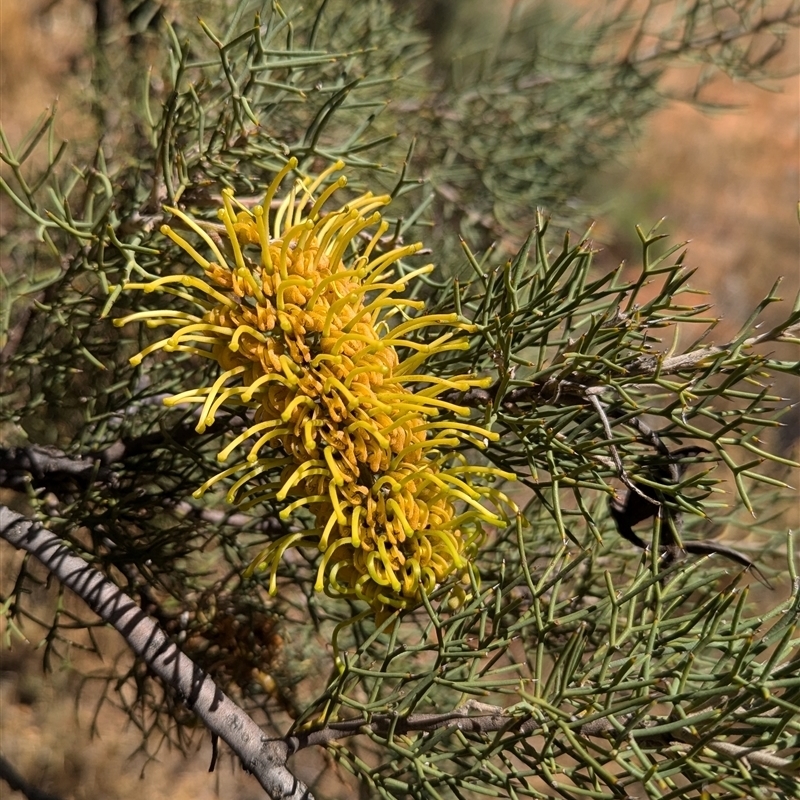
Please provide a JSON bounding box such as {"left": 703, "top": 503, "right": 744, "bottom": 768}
{"left": 319, "top": 535, "right": 800, "bottom": 799}
{"left": 1, "top": 1, "right": 799, "bottom": 798}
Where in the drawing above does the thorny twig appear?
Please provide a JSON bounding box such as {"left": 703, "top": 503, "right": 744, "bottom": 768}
{"left": 441, "top": 358, "right": 776, "bottom": 579}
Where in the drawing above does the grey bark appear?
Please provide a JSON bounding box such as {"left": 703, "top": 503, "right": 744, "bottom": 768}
{"left": 0, "top": 506, "right": 311, "bottom": 800}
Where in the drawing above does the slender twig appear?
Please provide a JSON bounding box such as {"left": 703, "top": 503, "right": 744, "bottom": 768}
{"left": 0, "top": 445, "right": 112, "bottom": 492}
{"left": 0, "top": 507, "right": 311, "bottom": 800}
{"left": 0, "top": 753, "right": 64, "bottom": 800}
{"left": 578, "top": 715, "right": 797, "bottom": 777}
{"left": 288, "top": 699, "right": 539, "bottom": 750}
{"left": 586, "top": 389, "right": 657, "bottom": 503}
{"left": 287, "top": 699, "right": 797, "bottom": 780}
{"left": 629, "top": 322, "right": 800, "bottom": 376}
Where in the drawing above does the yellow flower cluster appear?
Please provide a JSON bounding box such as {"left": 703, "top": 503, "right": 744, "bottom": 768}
{"left": 116, "top": 159, "right": 514, "bottom": 616}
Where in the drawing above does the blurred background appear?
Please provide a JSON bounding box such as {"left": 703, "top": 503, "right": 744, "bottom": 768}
{"left": 1, "top": 0, "right": 797, "bottom": 797}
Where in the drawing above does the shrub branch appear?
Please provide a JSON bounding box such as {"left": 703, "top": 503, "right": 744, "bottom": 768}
{"left": 0, "top": 506, "right": 310, "bottom": 800}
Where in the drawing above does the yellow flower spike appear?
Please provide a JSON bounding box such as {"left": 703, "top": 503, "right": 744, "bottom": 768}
{"left": 389, "top": 337, "right": 472, "bottom": 375}
{"left": 277, "top": 219, "right": 315, "bottom": 281}
{"left": 160, "top": 224, "right": 213, "bottom": 271}
{"left": 306, "top": 158, "right": 346, "bottom": 194}
{"left": 386, "top": 313, "right": 462, "bottom": 341}
{"left": 309, "top": 352, "right": 343, "bottom": 370}
{"left": 229, "top": 323, "right": 269, "bottom": 352}
{"left": 453, "top": 464, "right": 518, "bottom": 482}
{"left": 342, "top": 192, "right": 391, "bottom": 217}
{"left": 204, "top": 386, "right": 251, "bottom": 428}
{"left": 403, "top": 469, "right": 481, "bottom": 502}
{"left": 362, "top": 250, "right": 427, "bottom": 285}
{"left": 276, "top": 275, "right": 314, "bottom": 312}
{"left": 252, "top": 206, "right": 273, "bottom": 274}
{"left": 162, "top": 207, "right": 229, "bottom": 268}
{"left": 377, "top": 411, "right": 421, "bottom": 438}
{"left": 196, "top": 365, "right": 247, "bottom": 432}
{"left": 115, "top": 309, "right": 203, "bottom": 326}
{"left": 278, "top": 355, "right": 302, "bottom": 384}
{"left": 323, "top": 446, "right": 347, "bottom": 487}
{"left": 420, "top": 566, "right": 438, "bottom": 594}
{"left": 164, "top": 323, "right": 231, "bottom": 349}
{"left": 303, "top": 419, "right": 318, "bottom": 452}
{"left": 247, "top": 425, "right": 293, "bottom": 463}
{"left": 387, "top": 374, "right": 477, "bottom": 392}
{"left": 322, "top": 293, "right": 362, "bottom": 339}
{"left": 327, "top": 212, "right": 384, "bottom": 268}
{"left": 192, "top": 460, "right": 252, "bottom": 498}
{"left": 279, "top": 494, "right": 330, "bottom": 522}
{"left": 265, "top": 532, "right": 310, "bottom": 594}
{"left": 399, "top": 559, "right": 420, "bottom": 595}
{"left": 280, "top": 394, "right": 315, "bottom": 423}
{"left": 312, "top": 209, "right": 362, "bottom": 270}
{"left": 422, "top": 482, "right": 504, "bottom": 524}
{"left": 343, "top": 363, "right": 389, "bottom": 388}
{"left": 319, "top": 511, "right": 339, "bottom": 551}
{"left": 370, "top": 475, "right": 402, "bottom": 497}
{"left": 386, "top": 499, "right": 414, "bottom": 538}
{"left": 246, "top": 531, "right": 315, "bottom": 590}
{"left": 322, "top": 373, "right": 372, "bottom": 413}
{"left": 380, "top": 392, "right": 471, "bottom": 418}
{"left": 343, "top": 297, "right": 426, "bottom": 335}
{"left": 351, "top": 573, "right": 373, "bottom": 604}
{"left": 304, "top": 210, "right": 340, "bottom": 258}
{"left": 219, "top": 193, "right": 247, "bottom": 272}
{"left": 232, "top": 482, "right": 282, "bottom": 512}
{"left": 122, "top": 283, "right": 214, "bottom": 311}
{"left": 136, "top": 274, "right": 237, "bottom": 307}
{"left": 411, "top": 533, "right": 433, "bottom": 564}
{"left": 360, "top": 218, "right": 390, "bottom": 263}
{"left": 163, "top": 387, "right": 209, "bottom": 408}
{"left": 375, "top": 541, "right": 403, "bottom": 591}
{"left": 349, "top": 333, "right": 463, "bottom": 361}
{"left": 128, "top": 337, "right": 204, "bottom": 367}
{"left": 217, "top": 419, "right": 283, "bottom": 461}
{"left": 118, "top": 162, "right": 516, "bottom": 618}
{"left": 239, "top": 373, "right": 292, "bottom": 403}
{"left": 366, "top": 551, "right": 396, "bottom": 591}
{"left": 226, "top": 459, "right": 288, "bottom": 504}
{"left": 234, "top": 266, "right": 266, "bottom": 304}
{"left": 305, "top": 267, "right": 362, "bottom": 311}
{"left": 346, "top": 420, "right": 390, "bottom": 450}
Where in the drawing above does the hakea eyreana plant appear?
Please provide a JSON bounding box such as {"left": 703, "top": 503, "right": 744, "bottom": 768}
{"left": 116, "top": 159, "right": 515, "bottom": 616}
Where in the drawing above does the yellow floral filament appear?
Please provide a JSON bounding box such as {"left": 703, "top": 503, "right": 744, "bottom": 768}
{"left": 162, "top": 206, "right": 228, "bottom": 267}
